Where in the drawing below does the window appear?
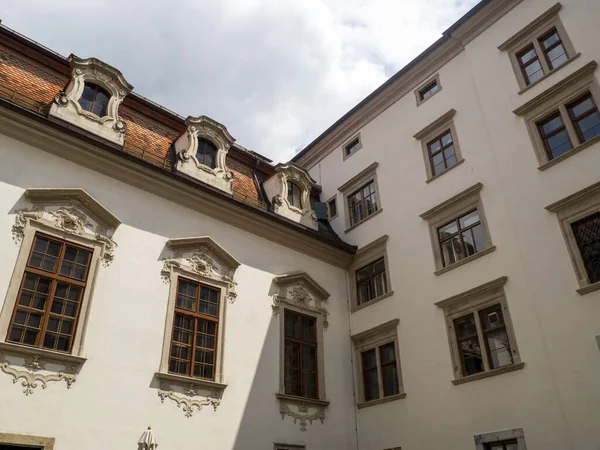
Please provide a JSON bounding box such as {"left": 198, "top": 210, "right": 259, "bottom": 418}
{"left": 338, "top": 162, "right": 381, "bottom": 231}
{"left": 287, "top": 181, "right": 303, "bottom": 209}
{"left": 6, "top": 234, "right": 91, "bottom": 353}
{"left": 356, "top": 258, "right": 387, "bottom": 305}
{"left": 438, "top": 210, "right": 484, "bottom": 268}
{"left": 474, "top": 428, "right": 527, "bottom": 450}
{"left": 168, "top": 278, "right": 220, "bottom": 380}
{"left": 485, "top": 441, "right": 518, "bottom": 450}
{"left": 343, "top": 135, "right": 362, "bottom": 159}
{"left": 414, "top": 73, "right": 442, "bottom": 105}
{"left": 427, "top": 130, "right": 458, "bottom": 177}
{"left": 498, "top": 3, "right": 577, "bottom": 91}
{"left": 274, "top": 445, "right": 305, "bottom": 450}
{"left": 436, "top": 277, "right": 523, "bottom": 384}
{"left": 284, "top": 310, "right": 317, "bottom": 399}
{"left": 571, "top": 213, "right": 600, "bottom": 285}
{"left": 78, "top": 82, "right": 110, "bottom": 117}
{"left": 567, "top": 93, "right": 600, "bottom": 143}
{"left": 420, "top": 183, "right": 495, "bottom": 274}
{"left": 413, "top": 109, "right": 464, "bottom": 182}
{"left": 351, "top": 319, "right": 405, "bottom": 407}
{"left": 537, "top": 112, "right": 572, "bottom": 159}
{"left": 326, "top": 196, "right": 337, "bottom": 220}
{"left": 196, "top": 138, "right": 217, "bottom": 169}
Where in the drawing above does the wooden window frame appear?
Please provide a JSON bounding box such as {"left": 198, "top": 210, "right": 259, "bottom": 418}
{"left": 539, "top": 27, "right": 567, "bottom": 71}
{"left": 413, "top": 109, "right": 464, "bottom": 182}
{"left": 355, "top": 257, "right": 388, "bottom": 306}
{"left": 351, "top": 319, "right": 405, "bottom": 408}
{"left": 414, "top": 73, "right": 442, "bottom": 106}
{"left": 287, "top": 181, "right": 303, "bottom": 209}
{"left": 338, "top": 162, "right": 382, "bottom": 232}
{"left": 536, "top": 111, "right": 573, "bottom": 160}
{"left": 420, "top": 183, "right": 495, "bottom": 275}
{"left": 498, "top": 3, "right": 577, "bottom": 93}
{"left": 78, "top": 82, "right": 111, "bottom": 117}
{"left": 474, "top": 428, "right": 527, "bottom": 450}
{"left": 516, "top": 44, "right": 544, "bottom": 86}
{"left": 427, "top": 129, "right": 459, "bottom": 178}
{"left": 196, "top": 137, "right": 218, "bottom": 169}
{"left": 566, "top": 93, "right": 600, "bottom": 144}
{"left": 342, "top": 134, "right": 363, "bottom": 160}
{"left": 435, "top": 277, "right": 523, "bottom": 385}
{"left": 438, "top": 209, "right": 485, "bottom": 268}
{"left": 283, "top": 309, "right": 318, "bottom": 399}
{"left": 347, "top": 181, "right": 378, "bottom": 228}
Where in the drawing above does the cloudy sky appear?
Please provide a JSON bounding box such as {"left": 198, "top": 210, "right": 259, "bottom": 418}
{"left": 2, "top": 0, "right": 478, "bottom": 162}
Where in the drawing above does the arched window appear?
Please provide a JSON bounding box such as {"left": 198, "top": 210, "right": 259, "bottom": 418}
{"left": 196, "top": 138, "right": 217, "bottom": 169}
{"left": 78, "top": 82, "right": 110, "bottom": 117}
{"left": 287, "top": 181, "right": 302, "bottom": 208}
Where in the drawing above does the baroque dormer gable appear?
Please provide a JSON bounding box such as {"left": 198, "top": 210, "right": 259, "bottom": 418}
{"left": 49, "top": 56, "right": 133, "bottom": 145}
{"left": 173, "top": 116, "right": 235, "bottom": 194}
{"left": 263, "top": 164, "right": 319, "bottom": 230}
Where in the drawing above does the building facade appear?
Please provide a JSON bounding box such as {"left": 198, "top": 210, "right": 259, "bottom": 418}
{"left": 0, "top": 0, "right": 599, "bottom": 449}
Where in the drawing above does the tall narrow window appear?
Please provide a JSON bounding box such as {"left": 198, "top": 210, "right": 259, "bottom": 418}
{"left": 427, "top": 130, "right": 457, "bottom": 176}
{"left": 6, "top": 234, "right": 92, "bottom": 353}
{"left": 78, "top": 82, "right": 110, "bottom": 117}
{"left": 454, "top": 314, "right": 484, "bottom": 376}
{"left": 168, "top": 278, "right": 220, "bottom": 380}
{"left": 516, "top": 45, "right": 544, "bottom": 85}
{"left": 567, "top": 93, "right": 600, "bottom": 144}
{"left": 196, "top": 138, "right": 217, "bottom": 169}
{"left": 537, "top": 112, "right": 573, "bottom": 159}
{"left": 284, "top": 310, "right": 317, "bottom": 399}
{"left": 356, "top": 258, "right": 387, "bottom": 305}
{"left": 571, "top": 213, "right": 600, "bottom": 285}
{"left": 539, "top": 28, "right": 568, "bottom": 70}
{"left": 348, "top": 181, "right": 378, "bottom": 226}
{"left": 438, "top": 210, "right": 484, "bottom": 267}
{"left": 287, "top": 182, "right": 303, "bottom": 209}
{"left": 358, "top": 341, "right": 400, "bottom": 403}
{"left": 361, "top": 349, "right": 378, "bottom": 401}
{"left": 379, "top": 342, "right": 399, "bottom": 397}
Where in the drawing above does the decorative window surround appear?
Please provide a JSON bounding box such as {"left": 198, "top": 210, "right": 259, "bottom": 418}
{"left": 263, "top": 164, "right": 319, "bottom": 230}
{"left": 351, "top": 319, "right": 406, "bottom": 408}
{"left": 350, "top": 235, "right": 393, "bottom": 312}
{"left": 420, "top": 183, "right": 494, "bottom": 274}
{"left": 414, "top": 73, "right": 442, "bottom": 106}
{"left": 272, "top": 272, "right": 330, "bottom": 431}
{"left": 157, "top": 236, "right": 240, "bottom": 416}
{"left": 0, "top": 432, "right": 55, "bottom": 450}
{"left": 435, "top": 277, "right": 523, "bottom": 385}
{"left": 413, "top": 109, "right": 464, "bottom": 182}
{"left": 173, "top": 115, "right": 235, "bottom": 194}
{"left": 546, "top": 180, "right": 600, "bottom": 294}
{"left": 1, "top": 188, "right": 120, "bottom": 394}
{"left": 474, "top": 428, "right": 527, "bottom": 450}
{"left": 498, "top": 2, "right": 576, "bottom": 92}
{"left": 338, "top": 162, "right": 382, "bottom": 232}
{"left": 49, "top": 56, "right": 133, "bottom": 145}
{"left": 513, "top": 61, "right": 600, "bottom": 170}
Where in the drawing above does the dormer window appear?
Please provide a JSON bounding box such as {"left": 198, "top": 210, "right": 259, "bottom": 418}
{"left": 287, "top": 182, "right": 302, "bottom": 209}
{"left": 196, "top": 138, "right": 218, "bottom": 169}
{"left": 78, "top": 82, "right": 110, "bottom": 117}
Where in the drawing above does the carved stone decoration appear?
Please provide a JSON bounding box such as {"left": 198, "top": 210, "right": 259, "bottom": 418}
{"left": 12, "top": 189, "right": 121, "bottom": 267}
{"left": 0, "top": 354, "right": 77, "bottom": 396}
{"left": 158, "top": 384, "right": 221, "bottom": 418}
{"left": 49, "top": 56, "right": 133, "bottom": 145}
{"left": 173, "top": 116, "right": 235, "bottom": 194}
{"left": 279, "top": 400, "right": 326, "bottom": 432}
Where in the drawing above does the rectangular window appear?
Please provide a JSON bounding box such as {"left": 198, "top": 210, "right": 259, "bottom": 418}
{"left": 418, "top": 80, "right": 439, "bottom": 101}
{"left": 284, "top": 310, "right": 318, "bottom": 399}
{"left": 567, "top": 93, "right": 600, "bottom": 144}
{"left": 571, "top": 212, "right": 600, "bottom": 285}
{"left": 539, "top": 27, "right": 568, "bottom": 70}
{"left": 427, "top": 130, "right": 458, "bottom": 176}
{"left": 485, "top": 441, "right": 518, "bottom": 450}
{"left": 517, "top": 44, "right": 544, "bottom": 86}
{"left": 537, "top": 112, "right": 573, "bottom": 159}
{"left": 360, "top": 342, "right": 399, "bottom": 402}
{"left": 438, "top": 210, "right": 484, "bottom": 267}
{"left": 361, "top": 349, "right": 379, "bottom": 401}
{"left": 348, "top": 181, "right": 378, "bottom": 226}
{"left": 356, "top": 258, "right": 387, "bottom": 305}
{"left": 168, "top": 278, "right": 220, "bottom": 380}
{"left": 344, "top": 137, "right": 362, "bottom": 157}
{"left": 327, "top": 197, "right": 337, "bottom": 219}
{"left": 6, "top": 233, "right": 92, "bottom": 353}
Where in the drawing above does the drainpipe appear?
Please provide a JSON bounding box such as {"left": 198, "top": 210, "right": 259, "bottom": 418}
{"left": 346, "top": 269, "right": 360, "bottom": 450}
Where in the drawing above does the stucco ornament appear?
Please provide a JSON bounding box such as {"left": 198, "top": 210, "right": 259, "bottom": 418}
{"left": 137, "top": 427, "right": 158, "bottom": 450}
{"left": 0, "top": 353, "right": 77, "bottom": 396}
{"left": 157, "top": 384, "right": 221, "bottom": 418}
{"left": 49, "top": 56, "right": 133, "bottom": 145}
{"left": 279, "top": 401, "right": 326, "bottom": 432}
{"left": 12, "top": 189, "right": 121, "bottom": 267}
{"left": 272, "top": 273, "right": 330, "bottom": 330}
{"left": 173, "top": 115, "right": 235, "bottom": 194}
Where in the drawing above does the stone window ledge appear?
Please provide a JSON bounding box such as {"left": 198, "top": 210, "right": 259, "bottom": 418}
{"left": 425, "top": 158, "right": 465, "bottom": 183}
{"left": 276, "top": 393, "right": 330, "bottom": 408}
{"left": 518, "top": 52, "right": 581, "bottom": 95}
{"left": 0, "top": 341, "right": 87, "bottom": 366}
{"left": 351, "top": 291, "right": 394, "bottom": 313}
{"left": 155, "top": 371, "right": 227, "bottom": 392}
{"left": 538, "top": 133, "right": 600, "bottom": 171}
{"left": 0, "top": 433, "right": 55, "bottom": 450}
{"left": 357, "top": 392, "right": 406, "bottom": 409}
{"left": 451, "top": 362, "right": 525, "bottom": 385}
{"left": 345, "top": 208, "right": 383, "bottom": 233}
{"left": 434, "top": 246, "right": 496, "bottom": 276}
{"left": 576, "top": 281, "right": 600, "bottom": 296}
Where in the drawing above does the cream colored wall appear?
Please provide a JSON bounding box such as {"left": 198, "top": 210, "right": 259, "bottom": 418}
{"left": 308, "top": 0, "right": 600, "bottom": 449}
{"left": 0, "top": 134, "right": 357, "bottom": 450}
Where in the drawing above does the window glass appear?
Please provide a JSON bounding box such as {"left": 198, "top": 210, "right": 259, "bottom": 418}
{"left": 78, "top": 82, "right": 110, "bottom": 117}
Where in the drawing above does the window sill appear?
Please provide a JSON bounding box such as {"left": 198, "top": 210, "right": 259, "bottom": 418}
{"left": 357, "top": 392, "right": 406, "bottom": 409}
{"left": 351, "top": 291, "right": 394, "bottom": 313}
{"left": 276, "top": 393, "right": 330, "bottom": 408}
{"left": 451, "top": 362, "right": 525, "bottom": 385}
{"left": 345, "top": 208, "right": 383, "bottom": 233}
{"left": 434, "top": 246, "right": 496, "bottom": 276}
{"left": 576, "top": 281, "right": 600, "bottom": 296}
{"left": 538, "top": 133, "right": 600, "bottom": 171}
{"left": 425, "top": 158, "right": 465, "bottom": 184}
{"left": 155, "top": 371, "right": 228, "bottom": 392}
{"left": 0, "top": 341, "right": 87, "bottom": 366}
{"left": 518, "top": 53, "right": 581, "bottom": 95}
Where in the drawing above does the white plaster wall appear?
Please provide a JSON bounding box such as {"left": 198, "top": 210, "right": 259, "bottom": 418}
{"left": 0, "top": 134, "right": 357, "bottom": 450}
{"left": 308, "top": 0, "right": 600, "bottom": 449}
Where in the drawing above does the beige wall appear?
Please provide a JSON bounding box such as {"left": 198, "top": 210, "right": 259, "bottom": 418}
{"left": 307, "top": 0, "right": 600, "bottom": 448}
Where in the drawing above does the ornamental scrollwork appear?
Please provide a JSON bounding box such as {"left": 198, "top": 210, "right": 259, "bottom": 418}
{"left": 157, "top": 385, "right": 221, "bottom": 418}
{"left": 12, "top": 211, "right": 43, "bottom": 242}
{"left": 279, "top": 401, "right": 325, "bottom": 432}
{"left": 0, "top": 354, "right": 76, "bottom": 396}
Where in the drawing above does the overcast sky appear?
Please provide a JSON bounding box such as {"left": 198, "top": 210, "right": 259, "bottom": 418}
{"left": 2, "top": 0, "right": 478, "bottom": 162}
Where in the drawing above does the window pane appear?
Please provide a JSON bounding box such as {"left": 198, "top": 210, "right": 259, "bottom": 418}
{"left": 438, "top": 221, "right": 458, "bottom": 238}
{"left": 570, "top": 97, "right": 595, "bottom": 118}
{"left": 428, "top": 140, "right": 441, "bottom": 154}
{"left": 381, "top": 363, "right": 399, "bottom": 397}
{"left": 357, "top": 281, "right": 371, "bottom": 305}
{"left": 460, "top": 338, "right": 484, "bottom": 375}
{"left": 518, "top": 47, "right": 537, "bottom": 64}
{"left": 486, "top": 328, "right": 514, "bottom": 369}
{"left": 92, "top": 89, "right": 109, "bottom": 117}
{"left": 456, "top": 315, "right": 477, "bottom": 339}
{"left": 525, "top": 61, "right": 544, "bottom": 84}
{"left": 441, "top": 132, "right": 453, "bottom": 146}
{"left": 441, "top": 236, "right": 461, "bottom": 266}
{"left": 480, "top": 305, "right": 505, "bottom": 330}
{"left": 576, "top": 111, "right": 600, "bottom": 142}
{"left": 547, "top": 44, "right": 567, "bottom": 69}
{"left": 459, "top": 210, "right": 480, "bottom": 229}
{"left": 379, "top": 343, "right": 395, "bottom": 364}
{"left": 541, "top": 31, "right": 560, "bottom": 49}
{"left": 571, "top": 213, "right": 600, "bottom": 284}
{"left": 541, "top": 115, "right": 563, "bottom": 134}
